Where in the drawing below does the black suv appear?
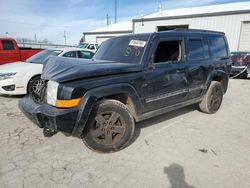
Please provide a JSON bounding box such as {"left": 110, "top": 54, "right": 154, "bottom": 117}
{"left": 19, "top": 29, "right": 231, "bottom": 152}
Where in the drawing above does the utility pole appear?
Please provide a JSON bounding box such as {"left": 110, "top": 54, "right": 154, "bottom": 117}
{"left": 63, "top": 30, "right": 67, "bottom": 45}
{"left": 107, "top": 14, "right": 109, "bottom": 26}
{"left": 34, "top": 33, "right": 37, "bottom": 42}
{"left": 114, "top": 0, "right": 117, "bottom": 23}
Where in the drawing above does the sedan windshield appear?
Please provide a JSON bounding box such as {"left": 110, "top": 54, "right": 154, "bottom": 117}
{"left": 93, "top": 34, "right": 150, "bottom": 64}
{"left": 26, "top": 50, "right": 62, "bottom": 64}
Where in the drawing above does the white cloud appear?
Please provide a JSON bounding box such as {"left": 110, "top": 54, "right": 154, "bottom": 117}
{"left": 0, "top": 0, "right": 106, "bottom": 44}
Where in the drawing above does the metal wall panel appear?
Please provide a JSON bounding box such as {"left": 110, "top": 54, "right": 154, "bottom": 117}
{"left": 134, "top": 14, "right": 250, "bottom": 51}
{"left": 238, "top": 22, "right": 250, "bottom": 51}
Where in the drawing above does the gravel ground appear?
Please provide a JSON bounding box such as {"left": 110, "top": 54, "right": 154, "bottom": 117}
{"left": 0, "top": 79, "right": 249, "bottom": 188}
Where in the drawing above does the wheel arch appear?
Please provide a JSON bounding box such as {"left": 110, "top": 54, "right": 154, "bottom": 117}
{"left": 206, "top": 70, "right": 229, "bottom": 94}
{"left": 73, "top": 83, "right": 143, "bottom": 136}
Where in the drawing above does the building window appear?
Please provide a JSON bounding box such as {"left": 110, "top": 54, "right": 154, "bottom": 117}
{"left": 157, "top": 25, "right": 189, "bottom": 32}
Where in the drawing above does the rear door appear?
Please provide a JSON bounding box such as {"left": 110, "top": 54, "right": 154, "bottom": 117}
{"left": 0, "top": 39, "right": 20, "bottom": 64}
{"left": 186, "top": 35, "right": 212, "bottom": 99}
{"left": 142, "top": 35, "right": 189, "bottom": 112}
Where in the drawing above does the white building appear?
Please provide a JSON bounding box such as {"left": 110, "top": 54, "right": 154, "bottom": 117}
{"left": 82, "top": 22, "right": 133, "bottom": 45}
{"left": 83, "top": 2, "right": 250, "bottom": 51}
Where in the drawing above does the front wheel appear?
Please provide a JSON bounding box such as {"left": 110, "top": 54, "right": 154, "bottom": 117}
{"left": 27, "top": 75, "right": 43, "bottom": 95}
{"left": 199, "top": 81, "right": 223, "bottom": 114}
{"left": 82, "top": 99, "right": 135, "bottom": 153}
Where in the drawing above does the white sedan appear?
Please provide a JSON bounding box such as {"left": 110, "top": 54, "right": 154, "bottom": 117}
{"left": 0, "top": 48, "right": 94, "bottom": 95}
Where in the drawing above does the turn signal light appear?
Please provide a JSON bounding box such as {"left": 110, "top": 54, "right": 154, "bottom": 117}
{"left": 55, "top": 98, "right": 81, "bottom": 108}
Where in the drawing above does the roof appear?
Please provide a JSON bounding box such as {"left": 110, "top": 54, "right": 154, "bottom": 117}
{"left": 134, "top": 2, "right": 250, "bottom": 21}
{"left": 48, "top": 47, "right": 94, "bottom": 53}
{"left": 84, "top": 21, "right": 133, "bottom": 34}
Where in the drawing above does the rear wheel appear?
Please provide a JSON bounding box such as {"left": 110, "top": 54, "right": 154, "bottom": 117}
{"left": 199, "top": 81, "right": 223, "bottom": 114}
{"left": 82, "top": 99, "right": 135, "bottom": 153}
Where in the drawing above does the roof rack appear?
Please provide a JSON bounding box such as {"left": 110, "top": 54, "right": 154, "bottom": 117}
{"left": 171, "top": 28, "right": 224, "bottom": 34}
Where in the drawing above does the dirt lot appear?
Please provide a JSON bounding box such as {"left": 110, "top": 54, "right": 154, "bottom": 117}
{"left": 0, "top": 79, "right": 250, "bottom": 188}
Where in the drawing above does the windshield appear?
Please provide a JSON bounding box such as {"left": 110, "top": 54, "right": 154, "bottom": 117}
{"left": 93, "top": 34, "right": 150, "bottom": 64}
{"left": 26, "top": 50, "right": 62, "bottom": 64}
{"left": 77, "top": 43, "right": 88, "bottom": 48}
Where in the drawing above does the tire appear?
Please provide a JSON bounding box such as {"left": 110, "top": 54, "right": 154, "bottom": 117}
{"left": 199, "top": 81, "right": 223, "bottom": 114}
{"left": 27, "top": 75, "right": 42, "bottom": 94}
{"left": 82, "top": 99, "right": 135, "bottom": 153}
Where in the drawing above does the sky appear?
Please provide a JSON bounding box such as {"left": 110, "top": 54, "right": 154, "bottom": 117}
{"left": 0, "top": 0, "right": 249, "bottom": 45}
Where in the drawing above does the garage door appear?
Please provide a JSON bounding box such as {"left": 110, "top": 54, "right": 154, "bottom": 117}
{"left": 239, "top": 22, "right": 250, "bottom": 51}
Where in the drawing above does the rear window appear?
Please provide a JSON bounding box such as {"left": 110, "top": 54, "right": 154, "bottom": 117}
{"left": 62, "top": 51, "right": 77, "bottom": 58}
{"left": 2, "top": 40, "right": 14, "bottom": 50}
{"left": 209, "top": 36, "right": 228, "bottom": 58}
{"left": 188, "top": 39, "right": 209, "bottom": 60}
{"left": 26, "top": 50, "right": 62, "bottom": 64}
{"left": 78, "top": 51, "right": 94, "bottom": 59}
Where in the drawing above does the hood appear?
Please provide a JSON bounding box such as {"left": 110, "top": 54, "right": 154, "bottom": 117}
{"left": 0, "top": 61, "right": 42, "bottom": 73}
{"left": 42, "top": 56, "right": 142, "bottom": 83}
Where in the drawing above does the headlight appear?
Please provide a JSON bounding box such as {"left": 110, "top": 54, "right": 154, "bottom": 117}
{"left": 46, "top": 81, "right": 59, "bottom": 106}
{"left": 0, "top": 73, "right": 17, "bottom": 80}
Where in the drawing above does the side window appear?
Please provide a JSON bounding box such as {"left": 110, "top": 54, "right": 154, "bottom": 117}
{"left": 2, "top": 40, "right": 14, "bottom": 50}
{"left": 78, "top": 51, "right": 94, "bottom": 59}
{"left": 154, "top": 40, "right": 182, "bottom": 64}
{"left": 209, "top": 36, "right": 228, "bottom": 58}
{"left": 62, "top": 51, "right": 77, "bottom": 58}
{"left": 189, "top": 38, "right": 209, "bottom": 60}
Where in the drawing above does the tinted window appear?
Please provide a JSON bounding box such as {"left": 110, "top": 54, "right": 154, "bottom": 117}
{"left": 94, "top": 34, "right": 150, "bottom": 64}
{"left": 63, "top": 51, "right": 77, "bottom": 58}
{"left": 2, "top": 40, "right": 14, "bottom": 50}
{"left": 154, "top": 41, "right": 182, "bottom": 63}
{"left": 87, "top": 44, "right": 95, "bottom": 50}
{"left": 26, "top": 50, "right": 62, "bottom": 64}
{"left": 209, "top": 36, "right": 228, "bottom": 58}
{"left": 189, "top": 39, "right": 209, "bottom": 60}
{"left": 78, "top": 51, "right": 94, "bottom": 59}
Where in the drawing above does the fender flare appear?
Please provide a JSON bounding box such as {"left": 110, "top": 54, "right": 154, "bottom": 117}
{"left": 205, "top": 70, "right": 229, "bottom": 93}
{"left": 72, "top": 83, "right": 143, "bottom": 136}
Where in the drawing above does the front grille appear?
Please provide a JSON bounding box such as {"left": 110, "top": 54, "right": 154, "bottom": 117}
{"left": 30, "top": 79, "right": 47, "bottom": 104}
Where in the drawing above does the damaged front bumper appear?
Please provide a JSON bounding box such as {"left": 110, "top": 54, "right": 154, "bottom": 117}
{"left": 19, "top": 96, "right": 79, "bottom": 136}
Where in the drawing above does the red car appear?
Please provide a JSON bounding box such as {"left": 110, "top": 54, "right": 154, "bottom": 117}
{"left": 230, "top": 51, "right": 250, "bottom": 78}
{"left": 0, "top": 38, "right": 43, "bottom": 65}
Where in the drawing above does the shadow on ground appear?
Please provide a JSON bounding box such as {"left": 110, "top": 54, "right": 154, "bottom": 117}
{"left": 164, "top": 163, "right": 195, "bottom": 188}
{"left": 0, "top": 94, "right": 25, "bottom": 99}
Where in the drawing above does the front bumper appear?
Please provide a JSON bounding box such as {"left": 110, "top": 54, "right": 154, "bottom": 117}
{"left": 0, "top": 78, "right": 26, "bottom": 95}
{"left": 230, "top": 65, "right": 247, "bottom": 75}
{"left": 19, "top": 96, "right": 79, "bottom": 134}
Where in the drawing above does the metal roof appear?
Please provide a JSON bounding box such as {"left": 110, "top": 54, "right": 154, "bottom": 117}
{"left": 134, "top": 2, "right": 250, "bottom": 21}
{"left": 84, "top": 21, "right": 133, "bottom": 34}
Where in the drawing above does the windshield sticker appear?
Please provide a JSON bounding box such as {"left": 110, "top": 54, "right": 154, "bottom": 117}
{"left": 124, "top": 47, "right": 132, "bottom": 56}
{"left": 129, "top": 40, "right": 147, "bottom": 48}
{"left": 123, "top": 46, "right": 141, "bottom": 57}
